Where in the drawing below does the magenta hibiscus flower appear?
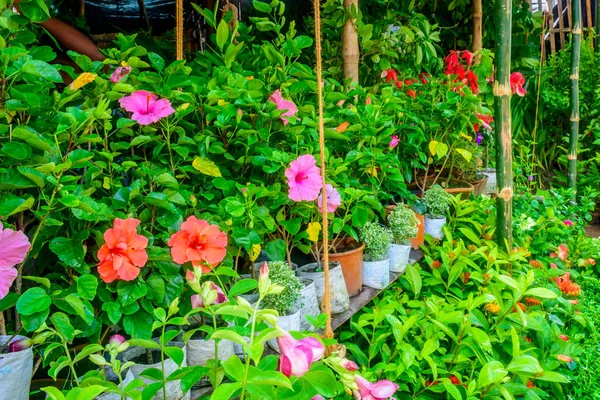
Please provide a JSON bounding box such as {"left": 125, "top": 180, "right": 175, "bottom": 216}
{"left": 269, "top": 90, "right": 298, "bottom": 125}
{"left": 318, "top": 184, "right": 342, "bottom": 213}
{"left": 285, "top": 154, "right": 323, "bottom": 202}
{"left": 118, "top": 90, "right": 175, "bottom": 125}
{"left": 0, "top": 224, "right": 31, "bottom": 299}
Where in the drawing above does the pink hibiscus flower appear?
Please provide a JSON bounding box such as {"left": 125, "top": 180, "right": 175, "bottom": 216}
{"left": 277, "top": 330, "right": 325, "bottom": 377}
{"left": 269, "top": 90, "right": 298, "bottom": 126}
{"left": 354, "top": 375, "right": 399, "bottom": 400}
{"left": 110, "top": 66, "right": 132, "bottom": 83}
{"left": 390, "top": 135, "right": 399, "bottom": 149}
{"left": 285, "top": 154, "right": 323, "bottom": 202}
{"left": 318, "top": 184, "right": 342, "bottom": 213}
{"left": 118, "top": 90, "right": 175, "bottom": 125}
{"left": 0, "top": 224, "right": 31, "bottom": 299}
{"left": 510, "top": 72, "right": 527, "bottom": 97}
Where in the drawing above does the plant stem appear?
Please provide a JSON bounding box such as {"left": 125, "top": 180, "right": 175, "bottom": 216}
{"left": 63, "top": 343, "right": 81, "bottom": 387}
{"left": 161, "top": 324, "right": 167, "bottom": 400}
{"left": 240, "top": 298, "right": 260, "bottom": 400}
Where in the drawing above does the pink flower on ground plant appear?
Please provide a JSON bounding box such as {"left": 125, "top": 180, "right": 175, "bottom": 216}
{"left": 285, "top": 154, "right": 323, "bottom": 202}
{"left": 118, "top": 90, "right": 175, "bottom": 125}
{"left": 563, "top": 219, "right": 574, "bottom": 226}
{"left": 269, "top": 90, "right": 298, "bottom": 125}
{"left": 277, "top": 330, "right": 325, "bottom": 377}
{"left": 389, "top": 135, "right": 399, "bottom": 149}
{"left": 318, "top": 184, "right": 342, "bottom": 213}
{"left": 0, "top": 223, "right": 31, "bottom": 299}
{"left": 110, "top": 65, "right": 131, "bottom": 83}
{"left": 109, "top": 334, "right": 125, "bottom": 346}
{"left": 354, "top": 375, "right": 399, "bottom": 400}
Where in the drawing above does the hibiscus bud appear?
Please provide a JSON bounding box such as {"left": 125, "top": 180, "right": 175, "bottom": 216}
{"left": 557, "top": 354, "right": 573, "bottom": 363}
{"left": 200, "top": 281, "right": 218, "bottom": 307}
{"left": 186, "top": 269, "right": 201, "bottom": 293}
{"left": 341, "top": 359, "right": 359, "bottom": 371}
{"left": 191, "top": 294, "right": 204, "bottom": 309}
{"left": 559, "top": 335, "right": 569, "bottom": 341}
{"left": 8, "top": 338, "right": 31, "bottom": 353}
{"left": 258, "top": 262, "right": 270, "bottom": 295}
{"left": 311, "top": 396, "right": 325, "bottom": 400}
{"left": 109, "top": 334, "right": 125, "bottom": 346}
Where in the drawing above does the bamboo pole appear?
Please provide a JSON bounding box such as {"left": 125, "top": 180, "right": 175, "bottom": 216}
{"left": 568, "top": 0, "right": 581, "bottom": 192}
{"left": 472, "top": 0, "right": 483, "bottom": 57}
{"left": 558, "top": 0, "right": 566, "bottom": 47}
{"left": 586, "top": 0, "right": 593, "bottom": 46}
{"left": 493, "top": 0, "right": 513, "bottom": 249}
{"left": 342, "top": 0, "right": 359, "bottom": 84}
{"left": 547, "top": 0, "right": 556, "bottom": 53}
{"left": 596, "top": 0, "right": 600, "bottom": 51}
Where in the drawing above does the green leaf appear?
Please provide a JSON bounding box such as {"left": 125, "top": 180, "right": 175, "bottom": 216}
{"left": 12, "top": 125, "right": 54, "bottom": 152}
{"left": 478, "top": 360, "right": 507, "bottom": 388}
{"left": 49, "top": 232, "right": 89, "bottom": 270}
{"left": 164, "top": 346, "right": 185, "bottom": 366}
{"left": 436, "top": 142, "right": 449, "bottom": 158}
{"left": 351, "top": 206, "right": 368, "bottom": 227}
{"left": 16, "top": 287, "right": 51, "bottom": 316}
{"left": 65, "top": 386, "right": 107, "bottom": 400}
{"left": 253, "top": 1, "right": 272, "bottom": 13}
{"left": 22, "top": 60, "right": 62, "bottom": 82}
{"left": 192, "top": 157, "right": 222, "bottom": 177}
{"left": 211, "top": 330, "right": 248, "bottom": 349}
{"left": 51, "top": 312, "right": 75, "bottom": 341}
{"left": 211, "top": 382, "right": 242, "bottom": 400}
{"left": 229, "top": 279, "right": 258, "bottom": 297}
{"left": 123, "top": 311, "right": 153, "bottom": 339}
{"left": 0, "top": 194, "right": 34, "bottom": 217}
{"left": 77, "top": 274, "right": 98, "bottom": 300}
{"left": 141, "top": 368, "right": 164, "bottom": 381}
{"left": 72, "top": 344, "right": 104, "bottom": 364}
{"left": 1, "top": 141, "right": 31, "bottom": 160}
{"left": 0, "top": 293, "right": 19, "bottom": 312}
{"left": 301, "top": 371, "right": 337, "bottom": 396}
{"left": 102, "top": 302, "right": 122, "bottom": 325}
{"left": 128, "top": 339, "right": 161, "bottom": 349}
{"left": 404, "top": 265, "right": 422, "bottom": 296}
{"left": 117, "top": 280, "right": 148, "bottom": 306}
{"left": 455, "top": 148, "right": 472, "bottom": 162}
{"left": 148, "top": 52, "right": 165, "bottom": 71}
{"left": 534, "top": 371, "right": 569, "bottom": 383}
{"left": 216, "top": 19, "right": 229, "bottom": 51}
{"left": 524, "top": 288, "right": 558, "bottom": 299}
{"left": 65, "top": 294, "right": 93, "bottom": 323}
{"left": 507, "top": 355, "right": 543, "bottom": 375}
{"left": 41, "top": 387, "right": 66, "bottom": 400}
{"left": 265, "top": 239, "right": 286, "bottom": 261}
{"left": 22, "top": 275, "right": 50, "bottom": 288}
{"left": 247, "top": 368, "right": 292, "bottom": 389}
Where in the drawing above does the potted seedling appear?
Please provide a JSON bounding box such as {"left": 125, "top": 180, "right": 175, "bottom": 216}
{"left": 388, "top": 205, "right": 419, "bottom": 273}
{"left": 360, "top": 222, "right": 393, "bottom": 289}
{"left": 423, "top": 185, "right": 451, "bottom": 239}
{"left": 261, "top": 261, "right": 303, "bottom": 351}
{"left": 296, "top": 261, "right": 350, "bottom": 314}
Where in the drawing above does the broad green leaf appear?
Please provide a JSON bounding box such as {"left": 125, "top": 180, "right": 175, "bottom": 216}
{"left": 229, "top": 279, "right": 258, "bottom": 297}
{"left": 0, "top": 194, "right": 34, "bottom": 217}
{"left": 16, "top": 287, "right": 50, "bottom": 315}
{"left": 216, "top": 19, "right": 229, "bottom": 51}
{"left": 455, "top": 148, "right": 472, "bottom": 162}
{"left": 77, "top": 274, "right": 98, "bottom": 300}
{"left": 524, "top": 288, "right": 558, "bottom": 299}
{"left": 211, "top": 382, "right": 242, "bottom": 400}
{"left": 51, "top": 312, "right": 75, "bottom": 341}
{"left": 507, "top": 355, "right": 543, "bottom": 374}
{"left": 478, "top": 360, "right": 507, "bottom": 388}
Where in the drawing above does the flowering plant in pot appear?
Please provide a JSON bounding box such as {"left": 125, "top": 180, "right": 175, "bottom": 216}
{"left": 359, "top": 222, "right": 393, "bottom": 289}
{"left": 423, "top": 185, "right": 452, "bottom": 239}
{"left": 387, "top": 205, "right": 419, "bottom": 273}
{"left": 259, "top": 261, "right": 303, "bottom": 351}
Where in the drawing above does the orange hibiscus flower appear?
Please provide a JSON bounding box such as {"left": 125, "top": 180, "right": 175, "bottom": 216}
{"left": 168, "top": 216, "right": 228, "bottom": 272}
{"left": 97, "top": 218, "right": 148, "bottom": 283}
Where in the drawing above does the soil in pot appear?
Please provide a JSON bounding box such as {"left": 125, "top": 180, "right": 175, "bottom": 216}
{"left": 328, "top": 239, "right": 365, "bottom": 296}
{"left": 296, "top": 262, "right": 350, "bottom": 314}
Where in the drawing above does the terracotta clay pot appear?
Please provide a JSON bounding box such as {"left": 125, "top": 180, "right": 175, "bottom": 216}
{"left": 471, "top": 175, "right": 489, "bottom": 196}
{"left": 412, "top": 212, "right": 425, "bottom": 250}
{"left": 329, "top": 243, "right": 365, "bottom": 296}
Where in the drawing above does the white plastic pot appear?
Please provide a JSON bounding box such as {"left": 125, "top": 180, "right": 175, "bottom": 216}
{"left": 267, "top": 308, "right": 301, "bottom": 352}
{"left": 122, "top": 341, "right": 190, "bottom": 400}
{"left": 294, "top": 278, "right": 320, "bottom": 332}
{"left": 296, "top": 262, "right": 350, "bottom": 314}
{"left": 389, "top": 243, "right": 411, "bottom": 273}
{"left": 481, "top": 168, "right": 497, "bottom": 194}
{"left": 0, "top": 335, "right": 33, "bottom": 400}
{"left": 362, "top": 257, "right": 390, "bottom": 289}
{"left": 186, "top": 337, "right": 235, "bottom": 367}
{"left": 424, "top": 215, "right": 446, "bottom": 239}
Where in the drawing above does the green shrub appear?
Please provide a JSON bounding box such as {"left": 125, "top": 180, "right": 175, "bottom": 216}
{"left": 360, "top": 222, "right": 393, "bottom": 261}
{"left": 388, "top": 205, "right": 419, "bottom": 244}
{"left": 261, "top": 261, "right": 303, "bottom": 315}
{"left": 423, "top": 184, "right": 451, "bottom": 218}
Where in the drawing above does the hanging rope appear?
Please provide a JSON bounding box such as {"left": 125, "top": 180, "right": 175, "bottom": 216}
{"left": 176, "top": 0, "right": 184, "bottom": 60}
{"left": 313, "top": 0, "right": 333, "bottom": 339}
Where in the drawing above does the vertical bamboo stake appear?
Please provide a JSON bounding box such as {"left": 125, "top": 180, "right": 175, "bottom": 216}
{"left": 568, "top": 0, "right": 582, "bottom": 191}
{"left": 342, "top": 0, "right": 359, "bottom": 84}
{"left": 547, "top": 0, "right": 556, "bottom": 53}
{"left": 472, "top": 0, "right": 483, "bottom": 57}
{"left": 558, "top": 0, "right": 566, "bottom": 48}
{"left": 586, "top": 0, "right": 593, "bottom": 46}
{"left": 596, "top": 0, "right": 600, "bottom": 51}
{"left": 493, "top": 0, "right": 513, "bottom": 249}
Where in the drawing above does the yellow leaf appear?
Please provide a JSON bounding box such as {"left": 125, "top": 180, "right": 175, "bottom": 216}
{"left": 70, "top": 72, "right": 96, "bottom": 91}
{"left": 307, "top": 222, "right": 321, "bottom": 243}
{"left": 121, "top": 61, "right": 129, "bottom": 67}
{"left": 365, "top": 166, "right": 378, "bottom": 178}
{"left": 218, "top": 99, "right": 227, "bottom": 107}
{"left": 181, "top": 103, "right": 190, "bottom": 110}
{"left": 249, "top": 244, "right": 261, "bottom": 262}
{"left": 246, "top": 76, "right": 254, "bottom": 80}
{"left": 102, "top": 177, "right": 111, "bottom": 189}
{"left": 192, "top": 157, "right": 222, "bottom": 177}
{"left": 429, "top": 140, "right": 439, "bottom": 156}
